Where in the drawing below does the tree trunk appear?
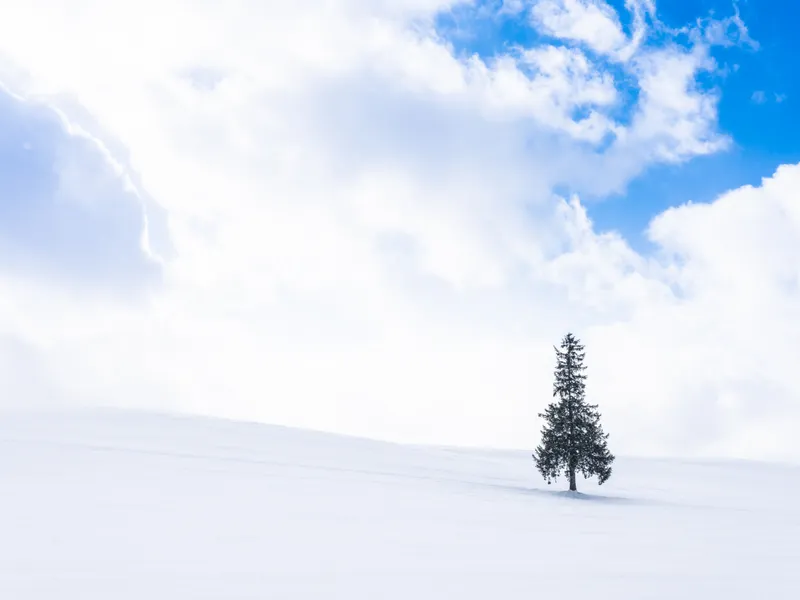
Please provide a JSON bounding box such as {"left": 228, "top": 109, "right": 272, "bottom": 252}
{"left": 569, "top": 466, "right": 577, "bottom": 491}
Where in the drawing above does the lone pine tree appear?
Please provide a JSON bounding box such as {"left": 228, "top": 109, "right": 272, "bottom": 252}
{"left": 533, "top": 333, "right": 614, "bottom": 492}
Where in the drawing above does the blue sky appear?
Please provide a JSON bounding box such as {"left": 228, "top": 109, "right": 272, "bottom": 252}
{"left": 437, "top": 0, "right": 800, "bottom": 250}
{"left": 2, "top": 0, "right": 800, "bottom": 460}
{"left": 2, "top": 0, "right": 791, "bottom": 277}
{"left": 597, "top": 0, "right": 800, "bottom": 249}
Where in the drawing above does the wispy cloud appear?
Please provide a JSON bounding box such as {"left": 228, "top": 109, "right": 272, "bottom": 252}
{"left": 700, "top": 4, "right": 759, "bottom": 50}
{"left": 751, "top": 90, "right": 788, "bottom": 105}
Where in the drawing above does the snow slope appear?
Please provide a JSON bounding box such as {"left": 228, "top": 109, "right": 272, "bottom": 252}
{"left": 0, "top": 410, "right": 797, "bottom": 599}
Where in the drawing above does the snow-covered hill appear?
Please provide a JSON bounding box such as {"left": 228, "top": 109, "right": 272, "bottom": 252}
{"left": 0, "top": 410, "right": 796, "bottom": 598}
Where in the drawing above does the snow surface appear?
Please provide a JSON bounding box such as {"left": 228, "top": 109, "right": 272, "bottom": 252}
{"left": 0, "top": 410, "right": 797, "bottom": 599}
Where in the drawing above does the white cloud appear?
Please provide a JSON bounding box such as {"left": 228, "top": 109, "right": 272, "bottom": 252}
{"left": 626, "top": 44, "right": 729, "bottom": 161}
{"left": 599, "top": 164, "right": 800, "bottom": 458}
{"left": 526, "top": 0, "right": 732, "bottom": 166}
{"left": 531, "top": 0, "right": 655, "bottom": 62}
{"left": 532, "top": 0, "right": 628, "bottom": 56}
{"left": 0, "top": 0, "right": 794, "bottom": 461}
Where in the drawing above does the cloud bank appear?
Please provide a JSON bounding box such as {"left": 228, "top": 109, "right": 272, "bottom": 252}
{"left": 0, "top": 0, "right": 796, "bottom": 461}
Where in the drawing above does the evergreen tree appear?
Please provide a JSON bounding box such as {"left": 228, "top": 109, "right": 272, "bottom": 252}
{"left": 533, "top": 333, "right": 614, "bottom": 492}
